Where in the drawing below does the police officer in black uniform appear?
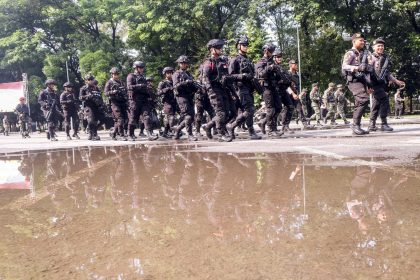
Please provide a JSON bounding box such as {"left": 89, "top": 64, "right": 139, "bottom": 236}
{"left": 226, "top": 35, "right": 262, "bottom": 140}
{"left": 255, "top": 43, "right": 283, "bottom": 137}
{"left": 126, "top": 61, "right": 158, "bottom": 141}
{"left": 60, "top": 82, "right": 80, "bottom": 140}
{"left": 79, "top": 74, "right": 105, "bottom": 141}
{"left": 38, "top": 79, "right": 60, "bottom": 141}
{"left": 105, "top": 67, "right": 128, "bottom": 141}
{"left": 172, "top": 56, "right": 199, "bottom": 141}
{"left": 201, "top": 39, "right": 232, "bottom": 142}
{"left": 157, "top": 67, "right": 177, "bottom": 138}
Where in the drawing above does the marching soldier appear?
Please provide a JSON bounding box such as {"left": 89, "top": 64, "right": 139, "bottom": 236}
{"left": 195, "top": 64, "right": 215, "bottom": 137}
{"left": 2, "top": 115, "right": 10, "bottom": 136}
{"left": 79, "top": 74, "right": 106, "bottom": 141}
{"left": 288, "top": 59, "right": 308, "bottom": 129}
{"left": 255, "top": 43, "right": 283, "bottom": 137}
{"left": 299, "top": 88, "right": 309, "bottom": 120}
{"left": 368, "top": 37, "right": 405, "bottom": 132}
{"left": 227, "top": 35, "right": 261, "bottom": 140}
{"left": 309, "top": 83, "right": 323, "bottom": 126}
{"left": 341, "top": 33, "right": 373, "bottom": 135}
{"left": 105, "top": 67, "right": 128, "bottom": 141}
{"left": 173, "top": 55, "right": 199, "bottom": 141}
{"left": 60, "top": 82, "right": 80, "bottom": 140}
{"left": 335, "top": 84, "right": 350, "bottom": 124}
{"left": 38, "top": 79, "right": 60, "bottom": 141}
{"left": 126, "top": 61, "right": 158, "bottom": 141}
{"left": 202, "top": 39, "right": 232, "bottom": 142}
{"left": 15, "top": 96, "right": 31, "bottom": 138}
{"left": 323, "top": 82, "right": 338, "bottom": 125}
{"left": 157, "top": 67, "right": 177, "bottom": 138}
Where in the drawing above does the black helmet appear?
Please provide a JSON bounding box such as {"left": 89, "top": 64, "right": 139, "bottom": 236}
{"left": 63, "top": 82, "right": 74, "bottom": 88}
{"left": 236, "top": 35, "right": 249, "bottom": 47}
{"left": 162, "top": 67, "right": 174, "bottom": 74}
{"left": 110, "top": 67, "right": 120, "bottom": 74}
{"left": 273, "top": 49, "right": 283, "bottom": 57}
{"left": 262, "top": 43, "right": 276, "bottom": 53}
{"left": 45, "top": 79, "right": 56, "bottom": 86}
{"left": 84, "top": 74, "right": 95, "bottom": 81}
{"left": 132, "top": 61, "right": 146, "bottom": 68}
{"left": 176, "top": 55, "right": 189, "bottom": 63}
{"left": 206, "top": 39, "right": 225, "bottom": 50}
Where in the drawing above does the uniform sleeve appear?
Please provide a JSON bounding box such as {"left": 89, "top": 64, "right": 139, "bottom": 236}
{"left": 201, "top": 62, "right": 213, "bottom": 91}
{"left": 342, "top": 51, "right": 358, "bottom": 73}
{"left": 228, "top": 58, "right": 242, "bottom": 80}
{"left": 60, "top": 92, "right": 68, "bottom": 105}
{"left": 38, "top": 91, "right": 48, "bottom": 108}
{"left": 79, "top": 87, "right": 88, "bottom": 101}
{"left": 255, "top": 60, "right": 271, "bottom": 79}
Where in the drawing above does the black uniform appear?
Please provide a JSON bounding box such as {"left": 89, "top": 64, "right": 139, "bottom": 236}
{"left": 79, "top": 84, "right": 105, "bottom": 139}
{"left": 126, "top": 72, "right": 153, "bottom": 137}
{"left": 15, "top": 103, "right": 30, "bottom": 137}
{"left": 38, "top": 88, "right": 61, "bottom": 138}
{"left": 157, "top": 78, "right": 177, "bottom": 136}
{"left": 104, "top": 78, "right": 128, "bottom": 138}
{"left": 60, "top": 90, "right": 80, "bottom": 137}
{"left": 227, "top": 53, "right": 257, "bottom": 134}
{"left": 172, "top": 69, "right": 197, "bottom": 137}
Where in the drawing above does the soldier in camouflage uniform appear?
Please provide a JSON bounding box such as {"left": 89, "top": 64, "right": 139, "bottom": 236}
{"left": 299, "top": 88, "right": 309, "bottom": 120}
{"left": 157, "top": 67, "right": 177, "bottom": 138}
{"left": 309, "top": 83, "right": 323, "bottom": 126}
{"left": 334, "top": 84, "right": 350, "bottom": 124}
{"left": 322, "top": 82, "right": 337, "bottom": 125}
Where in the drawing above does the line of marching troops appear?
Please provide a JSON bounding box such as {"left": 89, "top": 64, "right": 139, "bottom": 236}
{"left": 7, "top": 33, "right": 405, "bottom": 141}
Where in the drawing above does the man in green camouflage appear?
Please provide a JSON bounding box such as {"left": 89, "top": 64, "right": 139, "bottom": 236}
{"left": 309, "top": 83, "right": 323, "bottom": 126}
{"left": 323, "top": 82, "right": 337, "bottom": 125}
{"left": 335, "top": 84, "right": 350, "bottom": 124}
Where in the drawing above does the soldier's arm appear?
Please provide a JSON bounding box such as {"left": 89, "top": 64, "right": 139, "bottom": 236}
{"left": 104, "top": 81, "right": 114, "bottom": 97}
{"left": 255, "top": 61, "right": 272, "bottom": 79}
{"left": 228, "top": 58, "right": 243, "bottom": 80}
{"left": 79, "top": 88, "right": 89, "bottom": 101}
{"left": 342, "top": 51, "right": 358, "bottom": 73}
{"left": 201, "top": 63, "right": 213, "bottom": 91}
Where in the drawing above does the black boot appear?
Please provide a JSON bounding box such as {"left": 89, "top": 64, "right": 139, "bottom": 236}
{"left": 147, "top": 130, "right": 158, "bottom": 141}
{"left": 380, "top": 119, "right": 393, "bottom": 132}
{"left": 174, "top": 123, "right": 185, "bottom": 140}
{"left": 202, "top": 122, "right": 214, "bottom": 139}
{"left": 257, "top": 121, "right": 266, "bottom": 134}
{"left": 248, "top": 128, "right": 262, "bottom": 140}
{"left": 368, "top": 120, "right": 377, "bottom": 132}
{"left": 352, "top": 124, "right": 369, "bottom": 135}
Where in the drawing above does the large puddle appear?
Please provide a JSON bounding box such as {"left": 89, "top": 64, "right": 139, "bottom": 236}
{"left": 0, "top": 146, "right": 419, "bottom": 279}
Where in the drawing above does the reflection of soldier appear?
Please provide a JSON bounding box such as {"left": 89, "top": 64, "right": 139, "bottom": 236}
{"left": 105, "top": 67, "right": 128, "bottom": 141}
{"left": 60, "top": 82, "right": 80, "bottom": 140}
{"left": 15, "top": 97, "right": 30, "bottom": 138}
{"left": 38, "top": 79, "right": 60, "bottom": 141}
{"left": 309, "top": 83, "right": 323, "bottom": 126}
{"left": 334, "top": 84, "right": 350, "bottom": 124}
{"left": 322, "top": 82, "right": 337, "bottom": 125}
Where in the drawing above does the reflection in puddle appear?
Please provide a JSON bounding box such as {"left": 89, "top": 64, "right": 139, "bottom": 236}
{"left": 0, "top": 146, "right": 419, "bottom": 279}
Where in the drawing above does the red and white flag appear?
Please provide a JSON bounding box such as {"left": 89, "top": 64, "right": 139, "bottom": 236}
{"left": 0, "top": 81, "right": 24, "bottom": 112}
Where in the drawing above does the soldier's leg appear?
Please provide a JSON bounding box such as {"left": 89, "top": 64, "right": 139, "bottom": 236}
{"left": 63, "top": 109, "right": 71, "bottom": 137}
{"left": 369, "top": 95, "right": 380, "bottom": 129}
{"left": 352, "top": 92, "right": 370, "bottom": 133}
{"left": 379, "top": 95, "right": 393, "bottom": 131}
{"left": 140, "top": 103, "right": 158, "bottom": 140}
{"left": 195, "top": 100, "right": 205, "bottom": 133}
{"left": 262, "top": 89, "right": 274, "bottom": 132}
{"left": 128, "top": 100, "right": 139, "bottom": 138}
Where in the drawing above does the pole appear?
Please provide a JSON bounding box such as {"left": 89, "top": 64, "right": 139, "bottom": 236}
{"left": 297, "top": 26, "right": 302, "bottom": 94}
{"left": 22, "top": 73, "right": 30, "bottom": 116}
{"left": 66, "top": 60, "right": 70, "bottom": 83}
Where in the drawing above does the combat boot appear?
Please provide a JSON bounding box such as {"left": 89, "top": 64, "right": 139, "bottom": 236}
{"left": 316, "top": 120, "right": 323, "bottom": 127}
{"left": 344, "top": 120, "right": 350, "bottom": 125}
{"left": 50, "top": 135, "right": 58, "bottom": 141}
{"left": 226, "top": 123, "right": 235, "bottom": 139}
{"left": 368, "top": 120, "right": 377, "bottom": 132}
{"left": 46, "top": 132, "right": 51, "bottom": 140}
{"left": 248, "top": 128, "right": 262, "bottom": 140}
{"left": 139, "top": 130, "right": 146, "bottom": 138}
{"left": 67, "top": 135, "right": 72, "bottom": 140}
{"left": 92, "top": 133, "right": 101, "bottom": 141}
{"left": 188, "top": 134, "right": 198, "bottom": 141}
{"left": 257, "top": 121, "right": 266, "bottom": 134}
{"left": 202, "top": 123, "right": 213, "bottom": 139}
{"left": 282, "top": 125, "right": 294, "bottom": 134}
{"left": 323, "top": 117, "right": 327, "bottom": 125}
{"left": 351, "top": 124, "right": 369, "bottom": 135}
{"left": 331, "top": 121, "right": 338, "bottom": 126}
{"left": 174, "top": 124, "right": 184, "bottom": 140}
{"left": 380, "top": 119, "right": 393, "bottom": 132}
{"left": 147, "top": 130, "right": 158, "bottom": 141}
{"left": 218, "top": 134, "right": 233, "bottom": 142}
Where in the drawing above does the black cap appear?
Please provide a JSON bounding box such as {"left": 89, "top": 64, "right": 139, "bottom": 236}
{"left": 45, "top": 79, "right": 56, "bottom": 86}
{"left": 132, "top": 61, "right": 146, "bottom": 68}
{"left": 162, "top": 67, "right": 174, "bottom": 74}
{"left": 262, "top": 43, "right": 276, "bottom": 53}
{"left": 63, "top": 82, "right": 74, "bottom": 88}
{"left": 176, "top": 55, "right": 189, "bottom": 63}
{"left": 373, "top": 37, "right": 385, "bottom": 46}
{"left": 351, "top": 33, "right": 365, "bottom": 41}
{"left": 207, "top": 39, "right": 225, "bottom": 50}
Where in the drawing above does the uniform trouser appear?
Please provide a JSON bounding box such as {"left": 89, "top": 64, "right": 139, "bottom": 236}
{"left": 63, "top": 108, "right": 79, "bottom": 135}
{"left": 222, "top": 92, "right": 237, "bottom": 124}
{"left": 18, "top": 117, "right": 29, "bottom": 135}
{"left": 310, "top": 103, "right": 321, "bottom": 121}
{"left": 177, "top": 96, "right": 195, "bottom": 135}
{"left": 293, "top": 99, "right": 306, "bottom": 123}
{"left": 195, "top": 96, "right": 215, "bottom": 132}
{"left": 42, "top": 110, "right": 59, "bottom": 137}
{"left": 395, "top": 104, "right": 403, "bottom": 117}
{"left": 163, "top": 103, "right": 176, "bottom": 134}
{"left": 207, "top": 89, "right": 227, "bottom": 134}
{"left": 301, "top": 102, "right": 308, "bottom": 119}
{"left": 336, "top": 104, "right": 347, "bottom": 121}
{"left": 325, "top": 103, "right": 336, "bottom": 122}
{"left": 261, "top": 88, "right": 281, "bottom": 132}
{"left": 370, "top": 87, "right": 389, "bottom": 123}
{"left": 111, "top": 102, "right": 127, "bottom": 136}
{"left": 348, "top": 82, "right": 370, "bottom": 125}
{"left": 230, "top": 89, "right": 255, "bottom": 132}
{"left": 128, "top": 100, "right": 152, "bottom": 136}
{"left": 84, "top": 105, "right": 104, "bottom": 136}
{"left": 279, "top": 91, "right": 294, "bottom": 126}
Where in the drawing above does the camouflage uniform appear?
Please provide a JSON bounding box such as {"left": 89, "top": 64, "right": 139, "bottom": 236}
{"left": 309, "top": 85, "right": 322, "bottom": 123}
{"left": 322, "top": 83, "right": 337, "bottom": 124}
{"left": 334, "top": 85, "right": 349, "bottom": 124}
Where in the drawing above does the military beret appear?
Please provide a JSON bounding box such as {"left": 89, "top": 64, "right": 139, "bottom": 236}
{"left": 207, "top": 39, "right": 225, "bottom": 50}
{"left": 373, "top": 37, "right": 385, "bottom": 45}
{"left": 351, "top": 33, "right": 365, "bottom": 41}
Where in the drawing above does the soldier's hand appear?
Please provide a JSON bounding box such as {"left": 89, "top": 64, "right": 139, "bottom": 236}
{"left": 111, "top": 90, "right": 118, "bottom": 95}
{"left": 242, "top": 73, "right": 253, "bottom": 80}
{"left": 357, "top": 64, "right": 366, "bottom": 72}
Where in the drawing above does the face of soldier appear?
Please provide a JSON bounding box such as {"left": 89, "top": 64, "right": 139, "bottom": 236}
{"left": 290, "top": 63, "right": 298, "bottom": 71}
{"left": 179, "top": 62, "right": 189, "bottom": 70}
{"left": 136, "top": 67, "right": 145, "bottom": 75}
{"left": 211, "top": 47, "right": 223, "bottom": 57}
{"left": 19, "top": 99, "right": 25, "bottom": 104}
{"left": 373, "top": 43, "right": 385, "bottom": 55}
{"left": 353, "top": 38, "right": 365, "bottom": 50}
{"left": 239, "top": 44, "right": 248, "bottom": 54}
{"left": 112, "top": 73, "right": 120, "bottom": 81}
{"left": 165, "top": 72, "right": 173, "bottom": 80}
{"left": 47, "top": 84, "right": 56, "bottom": 91}
{"left": 87, "top": 80, "right": 95, "bottom": 86}
{"left": 65, "top": 86, "right": 72, "bottom": 92}
{"left": 274, "top": 56, "right": 282, "bottom": 64}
